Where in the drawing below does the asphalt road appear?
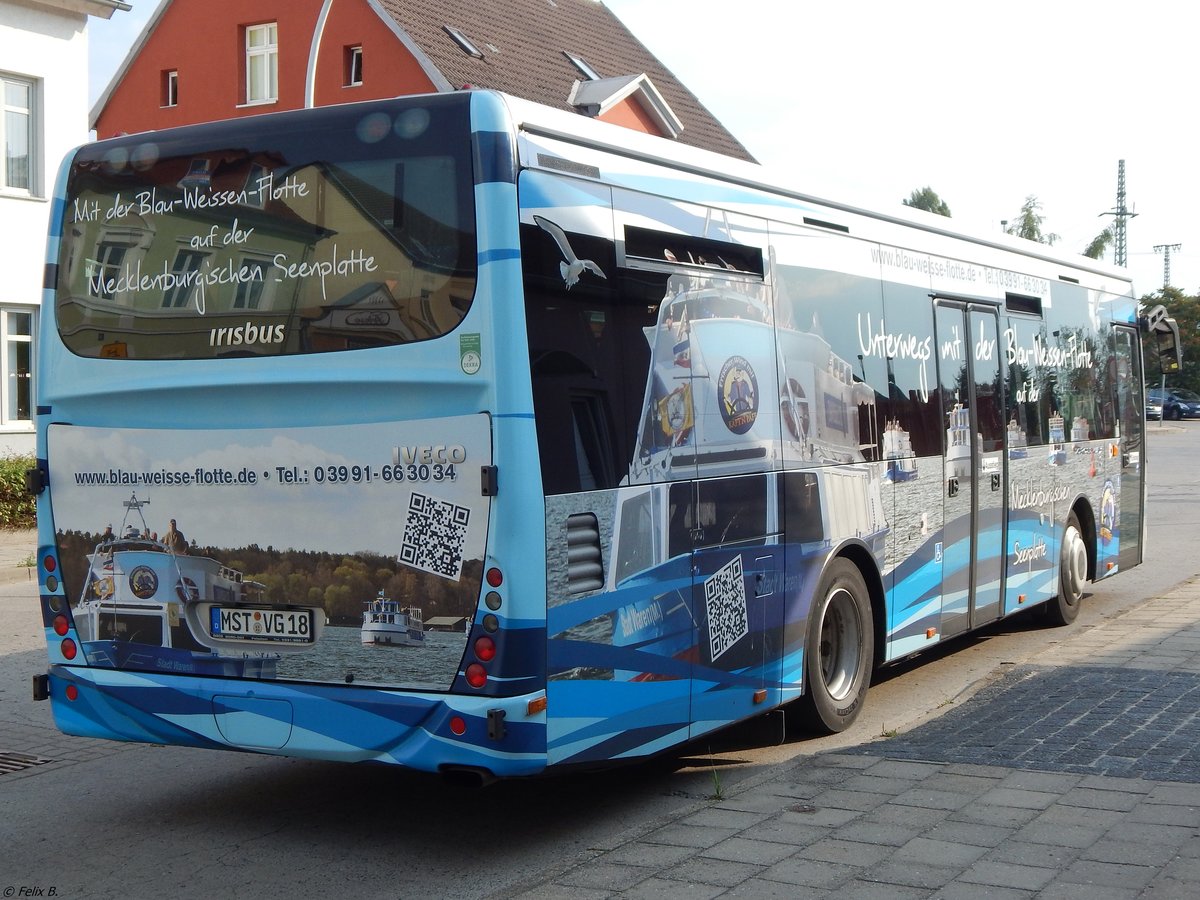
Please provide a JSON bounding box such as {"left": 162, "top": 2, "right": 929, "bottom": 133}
{"left": 1, "top": 421, "right": 1196, "bottom": 900}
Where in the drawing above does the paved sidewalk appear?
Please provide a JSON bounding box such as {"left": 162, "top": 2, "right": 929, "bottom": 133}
{"left": 0, "top": 528, "right": 35, "bottom": 585}
{"left": 508, "top": 578, "right": 1200, "bottom": 899}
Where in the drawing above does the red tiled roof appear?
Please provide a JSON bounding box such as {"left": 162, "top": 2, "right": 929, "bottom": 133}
{"left": 374, "top": 0, "right": 755, "bottom": 162}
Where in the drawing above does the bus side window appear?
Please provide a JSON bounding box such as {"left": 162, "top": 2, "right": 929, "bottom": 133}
{"left": 781, "top": 471, "right": 823, "bottom": 544}
{"left": 694, "top": 475, "right": 768, "bottom": 548}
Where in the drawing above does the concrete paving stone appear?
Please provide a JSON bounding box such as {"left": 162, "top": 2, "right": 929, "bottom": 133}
{"left": 641, "top": 822, "right": 741, "bottom": 850}
{"left": 919, "top": 772, "right": 1008, "bottom": 796}
{"left": 1058, "top": 859, "right": 1157, "bottom": 890}
{"left": 975, "top": 787, "right": 1059, "bottom": 810}
{"left": 930, "top": 882, "right": 1035, "bottom": 900}
{"left": 859, "top": 803, "right": 948, "bottom": 829}
{"left": 1137, "top": 876, "right": 1200, "bottom": 900}
{"left": 924, "top": 820, "right": 1013, "bottom": 849}
{"left": 777, "top": 764, "right": 865, "bottom": 786}
{"left": 841, "top": 774, "right": 931, "bottom": 796}
{"left": 617, "top": 876, "right": 724, "bottom": 900}
{"left": 996, "top": 770, "right": 1082, "bottom": 793}
{"left": 893, "top": 836, "right": 990, "bottom": 867}
{"left": 1147, "top": 783, "right": 1200, "bottom": 805}
{"left": 712, "top": 793, "right": 802, "bottom": 814}
{"left": 982, "top": 839, "right": 1081, "bottom": 869}
{"left": 1101, "top": 821, "right": 1195, "bottom": 848}
{"left": 1035, "top": 882, "right": 1141, "bottom": 900}
{"left": 776, "top": 803, "right": 861, "bottom": 828}
{"left": 1031, "top": 803, "right": 1126, "bottom": 829}
{"left": 680, "top": 807, "right": 771, "bottom": 831}
{"left": 510, "top": 883, "right": 612, "bottom": 900}
{"left": 699, "top": 836, "right": 800, "bottom": 867}
{"left": 736, "top": 820, "right": 829, "bottom": 848}
{"left": 1076, "top": 773, "right": 1155, "bottom": 793}
{"left": 1156, "top": 854, "right": 1200, "bottom": 880}
{"left": 799, "top": 837, "right": 893, "bottom": 867}
{"left": 807, "top": 787, "right": 896, "bottom": 812}
{"left": 831, "top": 880, "right": 931, "bottom": 900}
{"left": 662, "top": 856, "right": 766, "bottom": 888}
{"left": 553, "top": 861, "right": 649, "bottom": 892}
{"left": 863, "top": 759, "right": 945, "bottom": 780}
{"left": 1058, "top": 787, "right": 1145, "bottom": 812}
{"left": 759, "top": 856, "right": 861, "bottom": 889}
{"left": 1081, "top": 837, "right": 1184, "bottom": 868}
{"left": 854, "top": 860, "right": 960, "bottom": 890}
{"left": 947, "top": 801, "right": 1041, "bottom": 828}
{"left": 1127, "top": 802, "right": 1200, "bottom": 827}
{"left": 818, "top": 753, "right": 881, "bottom": 770}
{"left": 834, "top": 819, "right": 925, "bottom": 847}
{"left": 892, "top": 787, "right": 978, "bottom": 811}
{"left": 1013, "top": 820, "right": 1103, "bottom": 849}
{"left": 720, "top": 879, "right": 835, "bottom": 899}
{"left": 942, "top": 763, "right": 1011, "bottom": 779}
{"left": 957, "top": 860, "right": 1056, "bottom": 891}
{"left": 598, "top": 842, "right": 696, "bottom": 869}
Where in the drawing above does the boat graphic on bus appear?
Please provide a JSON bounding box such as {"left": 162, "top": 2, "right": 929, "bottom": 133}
{"left": 72, "top": 495, "right": 323, "bottom": 677}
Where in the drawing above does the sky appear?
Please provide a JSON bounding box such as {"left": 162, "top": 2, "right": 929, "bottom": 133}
{"left": 87, "top": 0, "right": 1199, "bottom": 298}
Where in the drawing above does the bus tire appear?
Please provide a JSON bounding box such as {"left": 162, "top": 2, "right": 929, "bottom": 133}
{"left": 1045, "top": 511, "right": 1086, "bottom": 626}
{"left": 789, "top": 558, "right": 873, "bottom": 735}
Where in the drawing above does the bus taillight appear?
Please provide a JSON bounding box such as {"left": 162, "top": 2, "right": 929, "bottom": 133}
{"left": 486, "top": 567, "right": 503, "bottom": 588}
{"left": 474, "top": 636, "right": 496, "bottom": 662}
{"left": 53, "top": 615, "right": 69, "bottom": 636}
{"left": 61, "top": 638, "right": 77, "bottom": 660}
{"left": 465, "top": 663, "right": 487, "bottom": 688}
{"left": 44, "top": 555, "right": 57, "bottom": 573}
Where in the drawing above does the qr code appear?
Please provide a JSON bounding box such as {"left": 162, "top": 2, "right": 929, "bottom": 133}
{"left": 704, "top": 555, "right": 748, "bottom": 661}
{"left": 400, "top": 491, "right": 471, "bottom": 581}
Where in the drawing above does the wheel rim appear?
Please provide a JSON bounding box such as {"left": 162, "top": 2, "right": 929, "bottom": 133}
{"left": 818, "top": 586, "right": 862, "bottom": 701}
{"left": 1061, "top": 524, "right": 1087, "bottom": 604}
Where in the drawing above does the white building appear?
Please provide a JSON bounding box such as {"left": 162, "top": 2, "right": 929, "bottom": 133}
{"left": 0, "top": 0, "right": 128, "bottom": 454}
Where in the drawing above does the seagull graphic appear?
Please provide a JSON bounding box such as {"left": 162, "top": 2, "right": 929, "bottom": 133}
{"left": 533, "top": 215, "right": 607, "bottom": 290}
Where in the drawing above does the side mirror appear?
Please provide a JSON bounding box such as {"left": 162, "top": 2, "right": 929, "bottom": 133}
{"left": 1140, "top": 304, "right": 1182, "bottom": 374}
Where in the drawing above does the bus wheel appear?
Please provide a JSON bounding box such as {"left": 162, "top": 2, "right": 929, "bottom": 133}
{"left": 789, "top": 559, "right": 873, "bottom": 735}
{"left": 1045, "top": 512, "right": 1086, "bottom": 626}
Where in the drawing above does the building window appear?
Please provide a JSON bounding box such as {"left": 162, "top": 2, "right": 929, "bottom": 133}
{"left": 1, "top": 75, "right": 35, "bottom": 194}
{"left": 162, "top": 70, "right": 178, "bottom": 107}
{"left": 443, "top": 26, "right": 483, "bottom": 58}
{"left": 1, "top": 309, "right": 33, "bottom": 425}
{"left": 161, "top": 249, "right": 208, "bottom": 309}
{"left": 232, "top": 258, "right": 271, "bottom": 309}
{"left": 345, "top": 46, "right": 363, "bottom": 86}
{"left": 88, "top": 241, "right": 129, "bottom": 300}
{"left": 245, "top": 23, "right": 278, "bottom": 104}
{"left": 563, "top": 52, "right": 600, "bottom": 80}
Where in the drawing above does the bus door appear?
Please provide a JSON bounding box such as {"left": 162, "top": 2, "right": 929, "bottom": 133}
{"left": 935, "top": 301, "right": 1006, "bottom": 638}
{"left": 680, "top": 473, "right": 782, "bottom": 736}
{"left": 1113, "top": 326, "right": 1144, "bottom": 568}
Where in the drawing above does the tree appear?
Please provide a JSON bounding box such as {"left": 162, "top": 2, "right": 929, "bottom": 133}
{"left": 1004, "top": 195, "right": 1059, "bottom": 245}
{"left": 1083, "top": 226, "right": 1113, "bottom": 260}
{"left": 903, "top": 187, "right": 951, "bottom": 217}
{"left": 1143, "top": 286, "right": 1200, "bottom": 394}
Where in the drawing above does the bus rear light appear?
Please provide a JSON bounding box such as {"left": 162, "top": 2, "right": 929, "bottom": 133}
{"left": 486, "top": 567, "right": 503, "bottom": 588}
{"left": 61, "top": 638, "right": 77, "bottom": 661}
{"left": 46, "top": 576, "right": 59, "bottom": 593}
{"left": 485, "top": 590, "right": 502, "bottom": 610}
{"left": 449, "top": 715, "right": 466, "bottom": 735}
{"left": 44, "top": 555, "right": 57, "bottom": 573}
{"left": 465, "top": 663, "right": 487, "bottom": 688}
{"left": 66, "top": 684, "right": 79, "bottom": 702}
{"left": 483, "top": 614, "right": 499, "bottom": 633}
{"left": 527, "top": 696, "right": 547, "bottom": 716}
{"left": 53, "top": 615, "right": 69, "bottom": 636}
{"left": 474, "top": 636, "right": 496, "bottom": 662}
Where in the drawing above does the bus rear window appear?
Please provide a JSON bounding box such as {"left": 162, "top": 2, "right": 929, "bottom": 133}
{"left": 55, "top": 95, "right": 477, "bottom": 360}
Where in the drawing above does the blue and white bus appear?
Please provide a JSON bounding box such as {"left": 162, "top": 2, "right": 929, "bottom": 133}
{"left": 31, "top": 90, "right": 1177, "bottom": 779}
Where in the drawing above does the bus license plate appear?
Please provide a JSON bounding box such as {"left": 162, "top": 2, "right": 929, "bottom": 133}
{"left": 210, "top": 607, "right": 313, "bottom": 643}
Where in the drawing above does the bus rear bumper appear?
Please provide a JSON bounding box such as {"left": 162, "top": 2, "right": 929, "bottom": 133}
{"left": 46, "top": 664, "right": 548, "bottom": 777}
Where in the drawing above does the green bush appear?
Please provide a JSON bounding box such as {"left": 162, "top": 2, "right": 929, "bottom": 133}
{"left": 0, "top": 453, "right": 36, "bottom": 530}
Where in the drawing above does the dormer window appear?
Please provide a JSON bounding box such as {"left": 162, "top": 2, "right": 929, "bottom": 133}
{"left": 443, "top": 26, "right": 483, "bottom": 58}
{"left": 564, "top": 52, "right": 599, "bottom": 80}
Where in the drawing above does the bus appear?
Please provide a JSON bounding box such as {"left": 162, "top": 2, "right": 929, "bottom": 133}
{"left": 31, "top": 90, "right": 1180, "bottom": 780}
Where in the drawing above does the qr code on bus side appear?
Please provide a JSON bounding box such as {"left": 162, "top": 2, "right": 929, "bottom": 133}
{"left": 400, "top": 491, "right": 471, "bottom": 581}
{"left": 704, "top": 555, "right": 748, "bottom": 661}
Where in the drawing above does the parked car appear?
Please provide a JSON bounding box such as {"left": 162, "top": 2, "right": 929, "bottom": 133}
{"left": 1146, "top": 397, "right": 1163, "bottom": 420}
{"left": 1148, "top": 388, "right": 1200, "bottom": 420}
